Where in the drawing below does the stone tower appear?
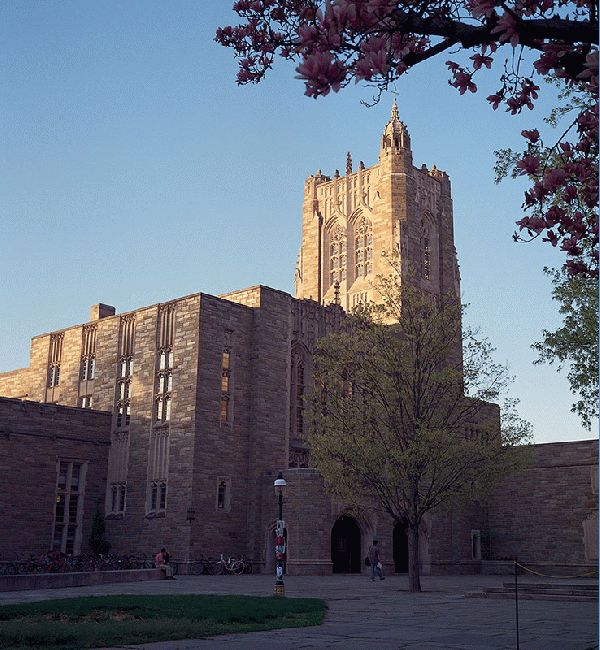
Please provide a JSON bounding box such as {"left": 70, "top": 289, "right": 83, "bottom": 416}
{"left": 295, "top": 101, "right": 461, "bottom": 311}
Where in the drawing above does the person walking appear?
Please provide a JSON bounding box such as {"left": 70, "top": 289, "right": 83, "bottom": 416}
{"left": 368, "top": 540, "right": 385, "bottom": 581}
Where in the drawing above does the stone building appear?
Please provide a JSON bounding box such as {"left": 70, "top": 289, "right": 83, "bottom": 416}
{"left": 0, "top": 397, "right": 111, "bottom": 558}
{"left": 0, "top": 105, "right": 596, "bottom": 573}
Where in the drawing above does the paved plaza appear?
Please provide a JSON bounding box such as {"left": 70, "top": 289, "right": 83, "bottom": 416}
{"left": 0, "top": 574, "right": 597, "bottom": 649}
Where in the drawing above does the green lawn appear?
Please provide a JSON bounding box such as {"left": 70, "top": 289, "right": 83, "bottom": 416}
{"left": 0, "top": 594, "right": 327, "bottom": 649}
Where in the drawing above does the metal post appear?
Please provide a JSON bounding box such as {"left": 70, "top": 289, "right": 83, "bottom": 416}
{"left": 273, "top": 472, "right": 286, "bottom": 596}
{"left": 514, "top": 558, "right": 520, "bottom": 650}
{"left": 274, "top": 491, "right": 285, "bottom": 596}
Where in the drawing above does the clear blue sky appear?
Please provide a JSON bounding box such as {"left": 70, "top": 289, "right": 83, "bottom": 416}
{"left": 0, "top": 1, "right": 595, "bottom": 443}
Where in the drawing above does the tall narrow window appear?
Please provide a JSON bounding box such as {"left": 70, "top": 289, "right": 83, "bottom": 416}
{"left": 215, "top": 477, "right": 231, "bottom": 511}
{"left": 328, "top": 224, "right": 347, "bottom": 287}
{"left": 79, "top": 395, "right": 93, "bottom": 408}
{"left": 116, "top": 315, "right": 135, "bottom": 429}
{"left": 217, "top": 481, "right": 227, "bottom": 509}
{"left": 220, "top": 347, "right": 232, "bottom": 423}
{"left": 155, "top": 303, "right": 175, "bottom": 424}
{"left": 147, "top": 428, "right": 169, "bottom": 515}
{"left": 290, "top": 347, "right": 307, "bottom": 438}
{"left": 110, "top": 482, "right": 127, "bottom": 513}
{"left": 296, "top": 361, "right": 305, "bottom": 435}
{"left": 423, "top": 236, "right": 431, "bottom": 280}
{"left": 52, "top": 460, "right": 86, "bottom": 554}
{"left": 149, "top": 480, "right": 167, "bottom": 512}
{"left": 80, "top": 325, "right": 97, "bottom": 380}
{"left": 146, "top": 304, "right": 175, "bottom": 515}
{"left": 107, "top": 429, "right": 129, "bottom": 515}
{"left": 354, "top": 217, "right": 373, "bottom": 278}
{"left": 155, "top": 359, "right": 172, "bottom": 423}
{"left": 47, "top": 333, "right": 64, "bottom": 388}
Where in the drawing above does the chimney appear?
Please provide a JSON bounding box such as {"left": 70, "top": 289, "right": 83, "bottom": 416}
{"left": 90, "top": 303, "right": 116, "bottom": 321}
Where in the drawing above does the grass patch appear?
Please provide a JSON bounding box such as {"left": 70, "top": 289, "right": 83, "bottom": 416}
{"left": 0, "top": 594, "right": 327, "bottom": 649}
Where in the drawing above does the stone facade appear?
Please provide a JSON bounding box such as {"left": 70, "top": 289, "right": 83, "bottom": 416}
{"left": 0, "top": 105, "right": 596, "bottom": 574}
{"left": 0, "top": 368, "right": 30, "bottom": 399}
{"left": 487, "top": 440, "right": 599, "bottom": 566}
{"left": 0, "top": 397, "right": 111, "bottom": 559}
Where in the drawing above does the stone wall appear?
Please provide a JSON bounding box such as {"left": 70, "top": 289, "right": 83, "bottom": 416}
{"left": 0, "top": 368, "right": 31, "bottom": 398}
{"left": 0, "top": 398, "right": 111, "bottom": 559}
{"left": 104, "top": 294, "right": 201, "bottom": 560}
{"left": 487, "top": 440, "right": 599, "bottom": 566}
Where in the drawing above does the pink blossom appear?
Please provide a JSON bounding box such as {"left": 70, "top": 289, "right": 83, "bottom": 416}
{"left": 471, "top": 54, "right": 493, "bottom": 70}
{"left": 516, "top": 155, "right": 541, "bottom": 175}
{"left": 468, "top": 0, "right": 497, "bottom": 18}
{"left": 486, "top": 93, "right": 502, "bottom": 109}
{"left": 562, "top": 185, "right": 578, "bottom": 202}
{"left": 521, "top": 128, "right": 540, "bottom": 143}
{"left": 542, "top": 168, "right": 567, "bottom": 191}
{"left": 491, "top": 13, "right": 520, "bottom": 48}
{"left": 296, "top": 52, "right": 346, "bottom": 97}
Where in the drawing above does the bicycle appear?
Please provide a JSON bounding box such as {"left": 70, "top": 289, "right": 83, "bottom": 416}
{"left": 216, "top": 554, "right": 244, "bottom": 575}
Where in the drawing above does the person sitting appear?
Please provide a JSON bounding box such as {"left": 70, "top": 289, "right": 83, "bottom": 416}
{"left": 154, "top": 547, "right": 175, "bottom": 579}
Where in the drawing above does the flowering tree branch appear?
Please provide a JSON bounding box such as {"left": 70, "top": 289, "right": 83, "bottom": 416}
{"left": 217, "top": 0, "right": 598, "bottom": 276}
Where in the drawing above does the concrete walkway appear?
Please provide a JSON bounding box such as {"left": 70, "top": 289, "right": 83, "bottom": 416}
{"left": 1, "top": 574, "right": 597, "bottom": 649}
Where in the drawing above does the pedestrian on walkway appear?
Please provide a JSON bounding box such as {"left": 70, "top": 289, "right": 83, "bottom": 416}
{"left": 368, "top": 540, "right": 385, "bottom": 581}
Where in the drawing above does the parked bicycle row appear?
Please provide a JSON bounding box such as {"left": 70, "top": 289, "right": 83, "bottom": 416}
{"left": 0, "top": 551, "right": 155, "bottom": 576}
{"left": 0, "top": 551, "right": 253, "bottom": 577}
{"left": 172, "top": 554, "right": 253, "bottom": 576}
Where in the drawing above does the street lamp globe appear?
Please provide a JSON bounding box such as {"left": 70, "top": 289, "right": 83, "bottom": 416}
{"left": 274, "top": 472, "right": 287, "bottom": 496}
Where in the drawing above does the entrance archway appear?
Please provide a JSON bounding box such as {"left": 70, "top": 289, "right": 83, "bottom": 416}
{"left": 393, "top": 522, "right": 409, "bottom": 573}
{"left": 331, "top": 515, "right": 361, "bottom": 573}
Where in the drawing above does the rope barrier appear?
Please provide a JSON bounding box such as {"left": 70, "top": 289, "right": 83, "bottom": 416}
{"left": 515, "top": 561, "right": 598, "bottom": 580}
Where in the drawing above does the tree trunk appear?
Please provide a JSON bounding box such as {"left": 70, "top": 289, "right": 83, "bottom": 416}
{"left": 407, "top": 523, "right": 421, "bottom": 592}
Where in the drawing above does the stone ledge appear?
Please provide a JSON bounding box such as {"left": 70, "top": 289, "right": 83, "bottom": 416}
{"left": 0, "top": 568, "right": 163, "bottom": 592}
{"left": 481, "top": 560, "right": 599, "bottom": 576}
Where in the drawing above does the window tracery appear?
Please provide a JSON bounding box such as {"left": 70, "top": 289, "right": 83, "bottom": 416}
{"left": 47, "top": 333, "right": 64, "bottom": 389}
{"left": 116, "top": 316, "right": 135, "bottom": 429}
{"left": 354, "top": 216, "right": 373, "bottom": 278}
{"left": 155, "top": 304, "right": 175, "bottom": 424}
{"left": 328, "top": 223, "right": 347, "bottom": 286}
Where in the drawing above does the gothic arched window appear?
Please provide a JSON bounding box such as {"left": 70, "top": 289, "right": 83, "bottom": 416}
{"left": 290, "top": 346, "right": 309, "bottom": 438}
{"left": 354, "top": 217, "right": 373, "bottom": 278}
{"left": 329, "top": 224, "right": 346, "bottom": 286}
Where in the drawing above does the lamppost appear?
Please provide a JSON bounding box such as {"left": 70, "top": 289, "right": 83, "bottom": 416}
{"left": 273, "top": 471, "right": 287, "bottom": 597}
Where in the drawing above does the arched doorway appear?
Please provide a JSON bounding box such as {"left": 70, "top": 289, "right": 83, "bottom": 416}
{"left": 393, "top": 522, "right": 409, "bottom": 573}
{"left": 331, "top": 515, "right": 361, "bottom": 573}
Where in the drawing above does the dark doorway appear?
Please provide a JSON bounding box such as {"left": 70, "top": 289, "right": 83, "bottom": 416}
{"left": 393, "top": 522, "right": 409, "bottom": 573}
{"left": 331, "top": 515, "right": 361, "bottom": 573}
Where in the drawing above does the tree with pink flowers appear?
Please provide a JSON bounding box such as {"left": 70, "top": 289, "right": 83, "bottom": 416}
{"left": 216, "top": 0, "right": 598, "bottom": 277}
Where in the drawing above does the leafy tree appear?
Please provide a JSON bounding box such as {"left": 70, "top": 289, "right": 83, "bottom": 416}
{"left": 217, "top": 0, "right": 598, "bottom": 276}
{"left": 308, "top": 273, "right": 531, "bottom": 592}
{"left": 89, "top": 505, "right": 111, "bottom": 556}
{"left": 532, "top": 267, "right": 599, "bottom": 429}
